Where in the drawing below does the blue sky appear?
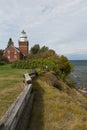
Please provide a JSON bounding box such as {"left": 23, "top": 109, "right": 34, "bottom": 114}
{"left": 0, "top": 0, "right": 87, "bottom": 60}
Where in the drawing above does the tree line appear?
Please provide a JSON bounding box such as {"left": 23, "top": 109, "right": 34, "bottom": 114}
{"left": 12, "top": 44, "right": 73, "bottom": 80}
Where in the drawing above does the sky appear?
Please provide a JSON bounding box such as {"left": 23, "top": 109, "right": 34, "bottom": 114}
{"left": 0, "top": 0, "right": 87, "bottom": 60}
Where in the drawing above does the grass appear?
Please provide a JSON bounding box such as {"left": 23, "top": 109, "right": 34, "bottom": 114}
{"left": 0, "top": 64, "right": 29, "bottom": 119}
{"left": 28, "top": 72, "right": 87, "bottom": 130}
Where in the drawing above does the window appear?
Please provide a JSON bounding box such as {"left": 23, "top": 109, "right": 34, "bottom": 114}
{"left": 14, "top": 51, "right": 17, "bottom": 54}
{"left": 8, "top": 55, "right": 10, "bottom": 60}
{"left": 14, "top": 55, "right": 17, "bottom": 60}
{"left": 8, "top": 50, "right": 10, "bottom": 54}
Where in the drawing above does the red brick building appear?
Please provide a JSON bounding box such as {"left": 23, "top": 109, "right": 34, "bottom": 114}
{"left": 4, "top": 30, "right": 29, "bottom": 62}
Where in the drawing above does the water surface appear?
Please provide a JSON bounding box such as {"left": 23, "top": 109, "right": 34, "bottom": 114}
{"left": 70, "top": 60, "right": 87, "bottom": 88}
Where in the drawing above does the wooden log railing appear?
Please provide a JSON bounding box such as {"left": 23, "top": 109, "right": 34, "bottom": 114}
{"left": 0, "top": 73, "right": 34, "bottom": 130}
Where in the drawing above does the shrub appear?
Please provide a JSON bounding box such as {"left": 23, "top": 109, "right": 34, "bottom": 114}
{"left": 11, "top": 54, "right": 73, "bottom": 81}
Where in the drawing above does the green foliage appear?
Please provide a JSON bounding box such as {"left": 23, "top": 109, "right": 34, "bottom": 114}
{"left": 30, "top": 44, "right": 40, "bottom": 54}
{"left": 58, "top": 55, "right": 73, "bottom": 80}
{"left": 0, "top": 49, "right": 3, "bottom": 56}
{"left": 30, "top": 44, "right": 50, "bottom": 55}
{"left": 12, "top": 44, "right": 73, "bottom": 80}
{"left": 40, "top": 45, "right": 49, "bottom": 53}
{"left": 11, "top": 56, "right": 59, "bottom": 72}
{"left": 36, "top": 68, "right": 42, "bottom": 75}
{"left": 12, "top": 55, "right": 73, "bottom": 80}
{"left": 0, "top": 49, "right": 9, "bottom": 65}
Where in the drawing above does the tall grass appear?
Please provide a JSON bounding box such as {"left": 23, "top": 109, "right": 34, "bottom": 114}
{"left": 28, "top": 72, "right": 87, "bottom": 130}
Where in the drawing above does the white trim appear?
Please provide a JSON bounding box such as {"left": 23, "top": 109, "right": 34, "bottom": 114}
{"left": 4, "top": 45, "right": 20, "bottom": 53}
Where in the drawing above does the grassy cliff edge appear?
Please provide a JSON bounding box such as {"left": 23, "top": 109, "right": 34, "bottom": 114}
{"left": 28, "top": 72, "right": 87, "bottom": 130}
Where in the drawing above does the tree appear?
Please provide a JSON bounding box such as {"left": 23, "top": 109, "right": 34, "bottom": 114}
{"left": 30, "top": 44, "right": 40, "bottom": 54}
{"left": 0, "top": 50, "right": 9, "bottom": 65}
{"left": 40, "top": 46, "right": 49, "bottom": 52}
{"left": 58, "top": 55, "right": 73, "bottom": 80}
{"left": 0, "top": 49, "right": 3, "bottom": 56}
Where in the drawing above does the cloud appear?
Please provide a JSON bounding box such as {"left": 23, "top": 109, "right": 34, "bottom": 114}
{"left": 0, "top": 0, "right": 87, "bottom": 59}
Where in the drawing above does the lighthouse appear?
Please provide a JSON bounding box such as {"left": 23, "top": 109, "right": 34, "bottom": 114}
{"left": 19, "top": 30, "right": 29, "bottom": 56}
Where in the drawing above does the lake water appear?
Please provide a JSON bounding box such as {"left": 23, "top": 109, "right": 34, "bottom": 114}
{"left": 70, "top": 60, "right": 87, "bottom": 88}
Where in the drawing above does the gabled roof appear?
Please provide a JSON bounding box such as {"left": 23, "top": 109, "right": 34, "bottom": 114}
{"left": 4, "top": 44, "right": 20, "bottom": 53}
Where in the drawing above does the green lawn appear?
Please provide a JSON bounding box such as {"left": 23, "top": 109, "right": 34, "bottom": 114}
{"left": 0, "top": 64, "right": 29, "bottom": 119}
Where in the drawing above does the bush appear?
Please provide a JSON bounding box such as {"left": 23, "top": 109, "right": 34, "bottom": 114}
{"left": 11, "top": 54, "right": 73, "bottom": 81}
{"left": 58, "top": 55, "right": 73, "bottom": 80}
{"left": 36, "top": 68, "right": 42, "bottom": 75}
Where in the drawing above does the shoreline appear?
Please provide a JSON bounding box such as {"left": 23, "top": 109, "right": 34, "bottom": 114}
{"left": 70, "top": 72, "right": 87, "bottom": 89}
{"left": 78, "top": 89, "right": 87, "bottom": 94}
